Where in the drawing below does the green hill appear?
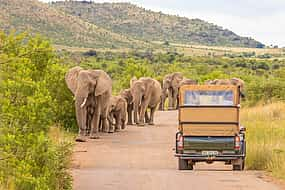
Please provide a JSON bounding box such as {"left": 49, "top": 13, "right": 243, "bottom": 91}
{"left": 0, "top": 0, "right": 149, "bottom": 49}
{"left": 0, "top": 0, "right": 264, "bottom": 49}
{"left": 52, "top": 1, "right": 264, "bottom": 48}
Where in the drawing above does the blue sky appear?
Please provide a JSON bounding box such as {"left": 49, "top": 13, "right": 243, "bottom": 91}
{"left": 41, "top": 0, "right": 285, "bottom": 47}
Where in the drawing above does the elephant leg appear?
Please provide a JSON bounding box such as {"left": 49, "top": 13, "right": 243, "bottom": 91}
{"left": 108, "top": 113, "right": 115, "bottom": 133}
{"left": 115, "top": 114, "right": 121, "bottom": 132}
{"left": 138, "top": 100, "right": 149, "bottom": 126}
{"left": 158, "top": 99, "right": 163, "bottom": 111}
{"left": 149, "top": 107, "right": 156, "bottom": 125}
{"left": 89, "top": 113, "right": 100, "bottom": 139}
{"left": 134, "top": 105, "right": 139, "bottom": 125}
{"left": 102, "top": 116, "right": 109, "bottom": 133}
{"left": 168, "top": 88, "right": 174, "bottom": 110}
{"left": 173, "top": 89, "right": 179, "bottom": 110}
{"left": 98, "top": 116, "right": 102, "bottom": 132}
{"left": 127, "top": 103, "right": 133, "bottom": 125}
{"left": 121, "top": 118, "right": 126, "bottom": 130}
{"left": 101, "top": 105, "right": 110, "bottom": 133}
{"left": 90, "top": 102, "right": 101, "bottom": 139}
{"left": 176, "top": 95, "right": 179, "bottom": 109}
{"left": 145, "top": 109, "right": 150, "bottom": 123}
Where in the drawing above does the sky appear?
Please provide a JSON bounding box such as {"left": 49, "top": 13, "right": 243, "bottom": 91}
{"left": 40, "top": 0, "right": 285, "bottom": 47}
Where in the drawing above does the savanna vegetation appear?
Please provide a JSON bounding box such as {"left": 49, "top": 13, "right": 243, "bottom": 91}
{"left": 242, "top": 103, "right": 285, "bottom": 180}
{"left": 1, "top": 30, "right": 285, "bottom": 189}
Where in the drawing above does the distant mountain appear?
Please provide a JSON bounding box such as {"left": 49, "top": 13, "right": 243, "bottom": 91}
{"left": 52, "top": 1, "right": 264, "bottom": 48}
{"left": 0, "top": 0, "right": 148, "bottom": 49}
{"left": 0, "top": 0, "right": 264, "bottom": 49}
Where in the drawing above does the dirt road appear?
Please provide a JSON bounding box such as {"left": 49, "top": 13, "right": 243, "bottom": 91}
{"left": 72, "top": 111, "right": 282, "bottom": 190}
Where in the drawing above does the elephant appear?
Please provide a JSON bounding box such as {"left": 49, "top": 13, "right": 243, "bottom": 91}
{"left": 206, "top": 78, "right": 245, "bottom": 98}
{"left": 108, "top": 95, "right": 127, "bottom": 132}
{"left": 160, "top": 72, "right": 184, "bottom": 110}
{"left": 130, "top": 77, "right": 162, "bottom": 126}
{"left": 65, "top": 66, "right": 112, "bottom": 142}
{"left": 119, "top": 88, "right": 134, "bottom": 125}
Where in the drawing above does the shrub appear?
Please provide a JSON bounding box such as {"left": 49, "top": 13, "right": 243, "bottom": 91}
{"left": 0, "top": 31, "right": 73, "bottom": 189}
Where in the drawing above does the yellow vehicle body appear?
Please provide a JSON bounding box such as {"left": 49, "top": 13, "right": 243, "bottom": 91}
{"left": 178, "top": 85, "right": 240, "bottom": 136}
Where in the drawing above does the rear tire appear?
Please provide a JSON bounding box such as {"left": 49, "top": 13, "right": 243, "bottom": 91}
{"left": 178, "top": 158, "right": 193, "bottom": 170}
{"left": 232, "top": 158, "right": 245, "bottom": 171}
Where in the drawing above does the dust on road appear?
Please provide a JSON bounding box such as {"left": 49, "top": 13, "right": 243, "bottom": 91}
{"left": 72, "top": 111, "right": 282, "bottom": 190}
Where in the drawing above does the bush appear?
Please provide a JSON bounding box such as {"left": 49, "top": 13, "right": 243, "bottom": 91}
{"left": 0, "top": 31, "right": 73, "bottom": 189}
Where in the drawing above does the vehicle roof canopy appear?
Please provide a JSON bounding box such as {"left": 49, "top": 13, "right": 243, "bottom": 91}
{"left": 179, "top": 85, "right": 240, "bottom": 106}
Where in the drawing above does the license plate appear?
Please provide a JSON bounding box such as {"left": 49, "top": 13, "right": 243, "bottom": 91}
{"left": 202, "top": 151, "right": 219, "bottom": 156}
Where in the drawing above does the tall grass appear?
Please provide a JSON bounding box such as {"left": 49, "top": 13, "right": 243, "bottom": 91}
{"left": 242, "top": 103, "right": 285, "bottom": 179}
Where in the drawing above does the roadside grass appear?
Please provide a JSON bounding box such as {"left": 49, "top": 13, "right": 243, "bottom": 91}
{"left": 48, "top": 126, "right": 75, "bottom": 189}
{"left": 242, "top": 103, "right": 285, "bottom": 180}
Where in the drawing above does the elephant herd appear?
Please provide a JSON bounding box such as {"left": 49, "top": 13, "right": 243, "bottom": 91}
{"left": 65, "top": 67, "right": 245, "bottom": 142}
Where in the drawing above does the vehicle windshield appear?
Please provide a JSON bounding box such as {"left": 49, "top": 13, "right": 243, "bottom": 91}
{"left": 183, "top": 90, "right": 234, "bottom": 106}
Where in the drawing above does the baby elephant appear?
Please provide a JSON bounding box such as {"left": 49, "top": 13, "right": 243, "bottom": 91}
{"left": 108, "top": 95, "right": 127, "bottom": 132}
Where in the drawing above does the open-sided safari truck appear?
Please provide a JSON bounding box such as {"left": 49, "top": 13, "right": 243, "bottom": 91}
{"left": 175, "top": 85, "right": 246, "bottom": 171}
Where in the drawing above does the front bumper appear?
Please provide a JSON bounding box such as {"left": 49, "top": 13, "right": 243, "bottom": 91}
{"left": 175, "top": 153, "right": 245, "bottom": 161}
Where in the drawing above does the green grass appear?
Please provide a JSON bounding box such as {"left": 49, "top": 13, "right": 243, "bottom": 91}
{"left": 242, "top": 103, "right": 285, "bottom": 179}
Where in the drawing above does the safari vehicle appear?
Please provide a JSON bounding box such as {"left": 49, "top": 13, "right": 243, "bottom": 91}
{"left": 175, "top": 85, "right": 246, "bottom": 171}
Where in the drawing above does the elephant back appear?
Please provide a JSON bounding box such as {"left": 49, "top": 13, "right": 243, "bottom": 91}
{"left": 180, "top": 78, "right": 197, "bottom": 86}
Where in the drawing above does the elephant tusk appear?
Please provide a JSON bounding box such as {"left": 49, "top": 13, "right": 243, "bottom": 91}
{"left": 80, "top": 98, "right": 87, "bottom": 108}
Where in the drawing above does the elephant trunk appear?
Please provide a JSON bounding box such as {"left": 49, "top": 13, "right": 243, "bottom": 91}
{"left": 159, "top": 89, "right": 167, "bottom": 111}
{"left": 75, "top": 97, "right": 87, "bottom": 136}
{"left": 133, "top": 97, "right": 141, "bottom": 124}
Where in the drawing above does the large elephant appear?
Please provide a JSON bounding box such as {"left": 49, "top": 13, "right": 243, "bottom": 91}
{"left": 131, "top": 77, "right": 162, "bottom": 126}
{"left": 108, "top": 95, "right": 127, "bottom": 132}
{"left": 206, "top": 78, "right": 245, "bottom": 97}
{"left": 65, "top": 66, "right": 112, "bottom": 142}
{"left": 119, "top": 88, "right": 133, "bottom": 125}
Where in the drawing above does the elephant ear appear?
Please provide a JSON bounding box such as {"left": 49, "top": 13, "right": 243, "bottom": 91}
{"left": 65, "top": 66, "right": 82, "bottom": 95}
{"left": 130, "top": 76, "right": 137, "bottom": 88}
{"left": 91, "top": 70, "right": 112, "bottom": 96}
